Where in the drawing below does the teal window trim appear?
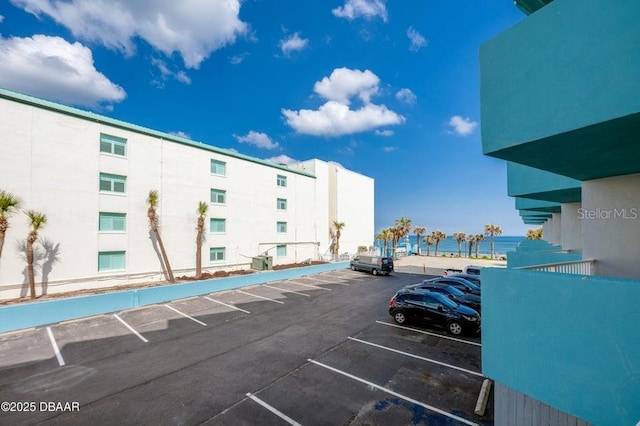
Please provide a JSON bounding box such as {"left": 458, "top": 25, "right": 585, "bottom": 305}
{"left": 277, "top": 198, "right": 287, "bottom": 210}
{"left": 99, "top": 212, "right": 126, "bottom": 232}
{"left": 210, "top": 218, "right": 226, "bottom": 233}
{"left": 277, "top": 174, "right": 287, "bottom": 187}
{"left": 277, "top": 245, "right": 287, "bottom": 257}
{"left": 100, "top": 173, "right": 127, "bottom": 194}
{"left": 98, "top": 251, "right": 126, "bottom": 271}
{"left": 211, "top": 159, "right": 227, "bottom": 176}
{"left": 277, "top": 221, "right": 287, "bottom": 233}
{"left": 210, "top": 188, "right": 226, "bottom": 204}
{"left": 100, "top": 133, "right": 127, "bottom": 156}
{"left": 210, "top": 247, "right": 226, "bottom": 262}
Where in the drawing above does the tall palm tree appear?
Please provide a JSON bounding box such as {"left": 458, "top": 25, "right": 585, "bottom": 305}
{"left": 25, "top": 210, "right": 46, "bottom": 299}
{"left": 195, "top": 201, "right": 208, "bottom": 279}
{"left": 0, "top": 190, "right": 21, "bottom": 261}
{"left": 431, "top": 230, "right": 447, "bottom": 256}
{"left": 394, "top": 217, "right": 412, "bottom": 257}
{"left": 424, "top": 235, "right": 435, "bottom": 256}
{"left": 147, "top": 190, "right": 175, "bottom": 283}
{"left": 332, "top": 221, "right": 345, "bottom": 260}
{"left": 453, "top": 232, "right": 467, "bottom": 257}
{"left": 382, "top": 227, "right": 394, "bottom": 257}
{"left": 413, "top": 226, "right": 426, "bottom": 255}
{"left": 474, "top": 234, "right": 485, "bottom": 258}
{"left": 484, "top": 224, "right": 503, "bottom": 259}
{"left": 468, "top": 235, "right": 476, "bottom": 258}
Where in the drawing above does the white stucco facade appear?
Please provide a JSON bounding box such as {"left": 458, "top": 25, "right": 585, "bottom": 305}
{"left": 0, "top": 90, "right": 375, "bottom": 299}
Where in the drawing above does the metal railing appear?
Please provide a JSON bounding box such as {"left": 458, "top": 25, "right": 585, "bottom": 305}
{"left": 516, "top": 259, "right": 595, "bottom": 275}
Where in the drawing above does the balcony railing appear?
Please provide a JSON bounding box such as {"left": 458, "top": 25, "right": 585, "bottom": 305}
{"left": 516, "top": 259, "right": 595, "bottom": 275}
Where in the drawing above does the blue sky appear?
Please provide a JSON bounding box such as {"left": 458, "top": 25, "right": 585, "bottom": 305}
{"left": 0, "top": 0, "right": 529, "bottom": 236}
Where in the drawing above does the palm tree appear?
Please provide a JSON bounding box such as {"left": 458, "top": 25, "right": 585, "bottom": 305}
{"left": 382, "top": 227, "right": 394, "bottom": 257}
{"left": 474, "top": 234, "right": 485, "bottom": 258}
{"left": 195, "top": 201, "right": 208, "bottom": 279}
{"left": 453, "top": 232, "right": 467, "bottom": 257}
{"left": 394, "top": 217, "right": 412, "bottom": 257}
{"left": 484, "top": 224, "right": 503, "bottom": 259}
{"left": 424, "top": 235, "right": 435, "bottom": 256}
{"left": 468, "top": 235, "right": 476, "bottom": 258}
{"left": 526, "top": 228, "right": 543, "bottom": 240}
{"left": 25, "top": 210, "right": 46, "bottom": 299}
{"left": 431, "top": 230, "right": 447, "bottom": 256}
{"left": 0, "top": 190, "right": 22, "bottom": 261}
{"left": 413, "top": 227, "right": 426, "bottom": 255}
{"left": 147, "top": 190, "right": 175, "bottom": 283}
{"left": 332, "top": 221, "right": 345, "bottom": 260}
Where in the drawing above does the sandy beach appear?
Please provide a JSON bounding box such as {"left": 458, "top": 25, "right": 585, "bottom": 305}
{"left": 392, "top": 254, "right": 506, "bottom": 276}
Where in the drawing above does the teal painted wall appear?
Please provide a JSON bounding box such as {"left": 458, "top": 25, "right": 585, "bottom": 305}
{"left": 515, "top": 197, "right": 560, "bottom": 213}
{"left": 482, "top": 267, "right": 640, "bottom": 425}
{"left": 507, "top": 162, "right": 580, "bottom": 202}
{"left": 507, "top": 249, "right": 581, "bottom": 268}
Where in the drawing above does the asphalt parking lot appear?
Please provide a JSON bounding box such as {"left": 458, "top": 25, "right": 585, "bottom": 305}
{"left": 0, "top": 269, "right": 490, "bottom": 425}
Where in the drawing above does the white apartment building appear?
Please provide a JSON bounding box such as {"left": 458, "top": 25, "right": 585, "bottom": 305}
{"left": 0, "top": 88, "right": 374, "bottom": 299}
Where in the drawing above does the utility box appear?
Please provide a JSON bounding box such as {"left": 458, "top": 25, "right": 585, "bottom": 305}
{"left": 263, "top": 255, "right": 273, "bottom": 270}
{"left": 251, "top": 256, "right": 273, "bottom": 271}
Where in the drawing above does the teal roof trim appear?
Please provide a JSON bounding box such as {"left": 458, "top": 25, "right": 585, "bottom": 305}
{"left": 0, "top": 87, "right": 316, "bottom": 179}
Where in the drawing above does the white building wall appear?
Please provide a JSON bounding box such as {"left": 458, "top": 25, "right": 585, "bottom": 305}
{"left": 0, "top": 93, "right": 373, "bottom": 299}
{"left": 335, "top": 166, "right": 375, "bottom": 255}
{"left": 582, "top": 174, "right": 640, "bottom": 279}
{"left": 560, "top": 202, "right": 582, "bottom": 252}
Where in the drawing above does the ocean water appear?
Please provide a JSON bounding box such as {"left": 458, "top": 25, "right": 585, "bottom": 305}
{"left": 376, "top": 235, "right": 525, "bottom": 258}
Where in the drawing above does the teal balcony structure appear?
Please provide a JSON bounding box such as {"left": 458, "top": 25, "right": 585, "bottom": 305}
{"left": 479, "top": 0, "right": 640, "bottom": 424}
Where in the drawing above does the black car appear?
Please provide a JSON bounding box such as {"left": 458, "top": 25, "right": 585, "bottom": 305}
{"left": 406, "top": 283, "right": 481, "bottom": 313}
{"left": 388, "top": 289, "right": 480, "bottom": 335}
{"left": 422, "top": 277, "right": 481, "bottom": 296}
{"left": 445, "top": 273, "right": 481, "bottom": 286}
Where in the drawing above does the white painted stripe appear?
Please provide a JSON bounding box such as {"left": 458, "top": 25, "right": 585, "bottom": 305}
{"left": 287, "top": 281, "right": 331, "bottom": 291}
{"left": 246, "top": 393, "right": 302, "bottom": 426}
{"left": 113, "top": 314, "right": 149, "bottom": 343}
{"left": 203, "top": 296, "right": 251, "bottom": 314}
{"left": 307, "top": 359, "right": 478, "bottom": 426}
{"left": 309, "top": 277, "right": 348, "bottom": 286}
{"left": 375, "top": 321, "right": 482, "bottom": 347}
{"left": 347, "top": 337, "right": 483, "bottom": 377}
{"left": 46, "top": 327, "right": 65, "bottom": 367}
{"left": 237, "top": 290, "right": 285, "bottom": 304}
{"left": 164, "top": 304, "right": 207, "bottom": 326}
{"left": 263, "top": 284, "right": 310, "bottom": 297}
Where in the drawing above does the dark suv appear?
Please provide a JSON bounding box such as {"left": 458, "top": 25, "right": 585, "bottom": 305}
{"left": 350, "top": 255, "right": 393, "bottom": 275}
{"left": 388, "top": 289, "right": 480, "bottom": 335}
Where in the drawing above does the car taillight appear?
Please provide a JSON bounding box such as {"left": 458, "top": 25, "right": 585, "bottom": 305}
{"left": 389, "top": 295, "right": 396, "bottom": 306}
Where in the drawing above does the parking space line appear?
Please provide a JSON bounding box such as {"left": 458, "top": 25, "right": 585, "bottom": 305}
{"left": 237, "top": 290, "right": 285, "bottom": 304}
{"left": 309, "top": 277, "right": 348, "bottom": 286}
{"left": 164, "top": 304, "right": 207, "bottom": 326}
{"left": 203, "top": 296, "right": 251, "bottom": 314}
{"left": 347, "top": 337, "right": 482, "bottom": 377}
{"left": 307, "top": 359, "right": 478, "bottom": 426}
{"left": 263, "top": 284, "right": 310, "bottom": 297}
{"left": 113, "top": 314, "right": 149, "bottom": 343}
{"left": 287, "top": 281, "right": 331, "bottom": 291}
{"left": 246, "top": 393, "right": 302, "bottom": 426}
{"left": 46, "top": 327, "right": 65, "bottom": 367}
{"left": 375, "top": 321, "right": 482, "bottom": 347}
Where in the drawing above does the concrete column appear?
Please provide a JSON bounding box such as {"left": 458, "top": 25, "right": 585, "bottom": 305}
{"left": 560, "top": 202, "right": 582, "bottom": 252}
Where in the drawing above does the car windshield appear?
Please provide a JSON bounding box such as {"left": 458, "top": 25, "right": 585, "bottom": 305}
{"left": 439, "top": 295, "right": 458, "bottom": 309}
{"left": 446, "top": 286, "right": 465, "bottom": 296}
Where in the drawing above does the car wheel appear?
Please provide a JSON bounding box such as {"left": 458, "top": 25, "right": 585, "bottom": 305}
{"left": 393, "top": 311, "right": 406, "bottom": 324}
{"left": 447, "top": 321, "right": 463, "bottom": 336}
{"left": 351, "top": 265, "right": 356, "bottom": 271}
{"left": 372, "top": 268, "right": 379, "bottom": 276}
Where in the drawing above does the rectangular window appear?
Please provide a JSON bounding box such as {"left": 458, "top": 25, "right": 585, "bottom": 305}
{"left": 277, "top": 174, "right": 287, "bottom": 187}
{"left": 210, "top": 218, "right": 226, "bottom": 233}
{"left": 100, "top": 173, "right": 126, "bottom": 193}
{"left": 277, "top": 198, "right": 287, "bottom": 210}
{"left": 277, "top": 221, "right": 287, "bottom": 233}
{"left": 99, "top": 212, "right": 126, "bottom": 232}
{"left": 98, "top": 251, "right": 126, "bottom": 271}
{"left": 100, "top": 134, "right": 127, "bottom": 156}
{"left": 277, "top": 245, "right": 287, "bottom": 257}
{"left": 211, "top": 159, "right": 227, "bottom": 176}
{"left": 210, "top": 247, "right": 225, "bottom": 262}
{"left": 210, "top": 189, "right": 226, "bottom": 204}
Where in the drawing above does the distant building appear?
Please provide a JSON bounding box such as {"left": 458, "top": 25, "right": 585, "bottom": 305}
{"left": 0, "top": 88, "right": 373, "bottom": 299}
{"left": 480, "top": 0, "right": 640, "bottom": 425}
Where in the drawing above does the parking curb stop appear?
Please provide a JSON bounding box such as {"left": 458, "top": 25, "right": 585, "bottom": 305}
{"left": 474, "top": 378, "right": 492, "bottom": 416}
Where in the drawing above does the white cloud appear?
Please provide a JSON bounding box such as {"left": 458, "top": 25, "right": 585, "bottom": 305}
{"left": 332, "top": 0, "right": 388, "bottom": 22}
{"left": 0, "top": 34, "right": 125, "bottom": 108}
{"left": 170, "top": 131, "right": 191, "bottom": 139}
{"left": 151, "top": 58, "right": 191, "bottom": 86}
{"left": 10, "top": 0, "right": 248, "bottom": 69}
{"left": 447, "top": 115, "right": 478, "bottom": 136}
{"left": 279, "top": 32, "right": 309, "bottom": 56}
{"left": 0, "top": 15, "right": 4, "bottom": 23}
{"left": 266, "top": 154, "right": 297, "bottom": 165}
{"left": 282, "top": 101, "right": 403, "bottom": 137}
{"left": 382, "top": 146, "right": 398, "bottom": 152}
{"left": 229, "top": 53, "right": 248, "bottom": 64}
{"left": 234, "top": 131, "right": 280, "bottom": 150}
{"left": 375, "top": 129, "right": 394, "bottom": 137}
{"left": 314, "top": 68, "right": 380, "bottom": 105}
{"left": 395, "top": 88, "right": 416, "bottom": 105}
{"left": 407, "top": 27, "right": 427, "bottom": 52}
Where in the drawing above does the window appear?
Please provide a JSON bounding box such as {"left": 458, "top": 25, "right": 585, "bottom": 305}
{"left": 100, "top": 173, "right": 126, "bottom": 193}
{"left": 210, "top": 218, "right": 226, "bottom": 233}
{"left": 100, "top": 134, "right": 127, "bottom": 156}
{"left": 277, "top": 245, "right": 287, "bottom": 257}
{"left": 277, "top": 174, "right": 287, "bottom": 187}
{"left": 211, "top": 159, "right": 226, "bottom": 176}
{"left": 210, "top": 247, "right": 225, "bottom": 262}
{"left": 277, "top": 198, "right": 287, "bottom": 210}
{"left": 98, "top": 251, "right": 125, "bottom": 271}
{"left": 99, "top": 212, "right": 126, "bottom": 232}
{"left": 277, "top": 221, "right": 287, "bottom": 233}
{"left": 210, "top": 189, "right": 226, "bottom": 204}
